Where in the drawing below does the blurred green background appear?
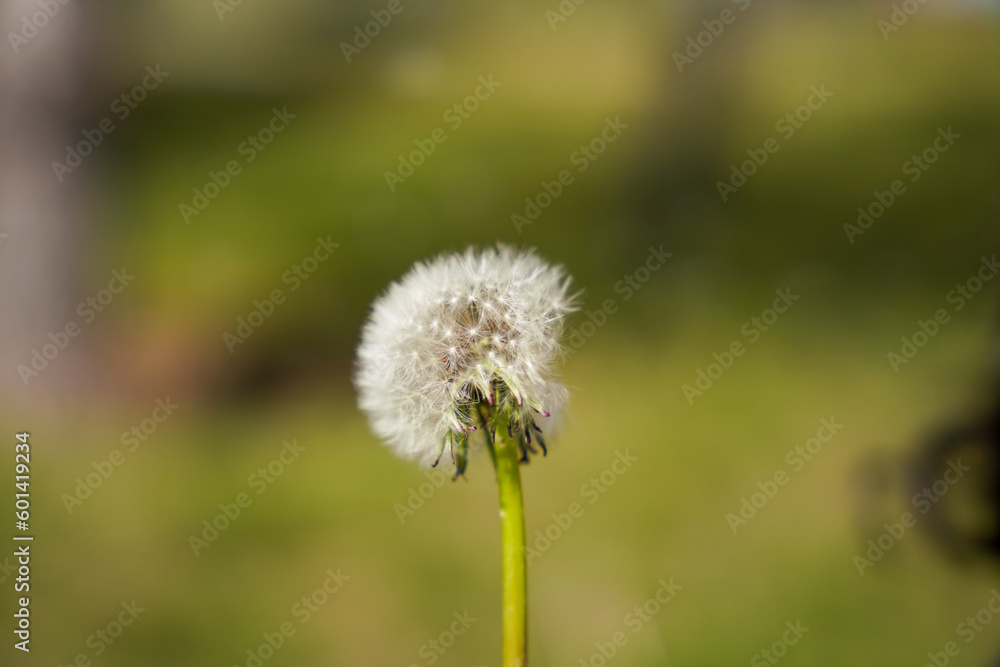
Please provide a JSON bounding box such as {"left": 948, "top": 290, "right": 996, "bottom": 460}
{"left": 2, "top": 0, "right": 1000, "bottom": 665}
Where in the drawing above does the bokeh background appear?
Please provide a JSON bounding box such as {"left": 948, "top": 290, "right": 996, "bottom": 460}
{"left": 2, "top": 0, "right": 1000, "bottom": 665}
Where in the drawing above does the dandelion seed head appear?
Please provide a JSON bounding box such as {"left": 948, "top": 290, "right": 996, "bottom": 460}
{"left": 355, "top": 245, "right": 576, "bottom": 467}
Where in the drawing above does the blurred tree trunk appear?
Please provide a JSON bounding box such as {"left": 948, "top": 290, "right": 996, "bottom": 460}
{"left": 0, "top": 0, "right": 91, "bottom": 406}
{"left": 629, "top": 0, "right": 758, "bottom": 230}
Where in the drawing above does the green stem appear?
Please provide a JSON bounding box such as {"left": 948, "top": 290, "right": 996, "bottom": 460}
{"left": 492, "top": 416, "right": 527, "bottom": 667}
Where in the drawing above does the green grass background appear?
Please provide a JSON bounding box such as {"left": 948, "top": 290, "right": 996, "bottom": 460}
{"left": 3, "top": 1, "right": 1000, "bottom": 665}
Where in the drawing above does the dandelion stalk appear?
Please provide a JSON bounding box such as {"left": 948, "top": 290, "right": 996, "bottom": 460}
{"left": 491, "top": 410, "right": 527, "bottom": 667}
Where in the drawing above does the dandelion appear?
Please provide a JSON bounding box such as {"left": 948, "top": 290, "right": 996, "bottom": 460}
{"left": 355, "top": 244, "right": 577, "bottom": 667}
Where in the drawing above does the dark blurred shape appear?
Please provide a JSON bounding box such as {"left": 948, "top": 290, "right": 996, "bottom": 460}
{"left": 913, "top": 404, "right": 999, "bottom": 557}
{"left": 911, "top": 329, "right": 1000, "bottom": 561}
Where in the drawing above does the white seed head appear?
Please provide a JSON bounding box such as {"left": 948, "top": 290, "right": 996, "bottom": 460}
{"left": 355, "top": 245, "right": 576, "bottom": 468}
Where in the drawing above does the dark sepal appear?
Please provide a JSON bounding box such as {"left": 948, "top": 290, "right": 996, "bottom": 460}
{"left": 451, "top": 431, "right": 470, "bottom": 481}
